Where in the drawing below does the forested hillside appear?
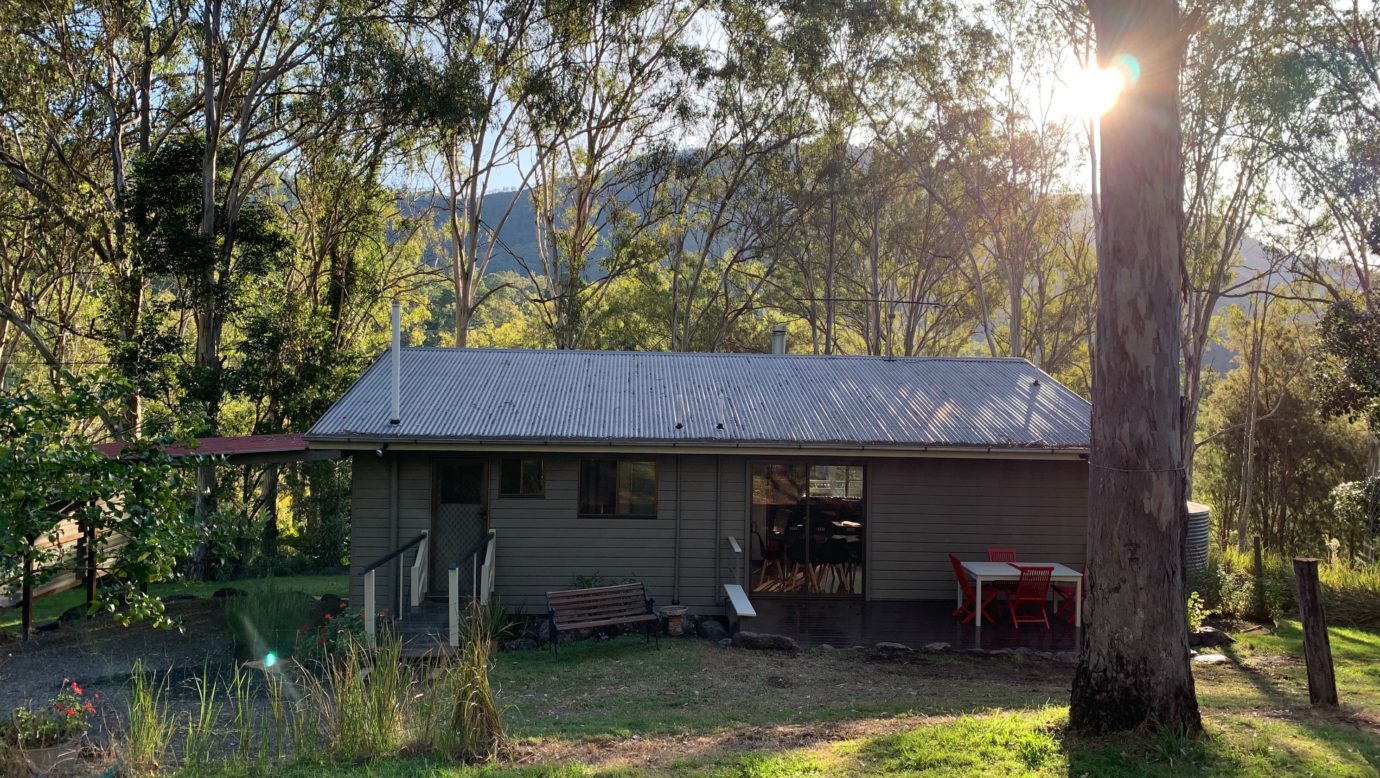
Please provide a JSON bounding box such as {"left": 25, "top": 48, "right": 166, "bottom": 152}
{"left": 2, "top": 0, "right": 1378, "bottom": 577}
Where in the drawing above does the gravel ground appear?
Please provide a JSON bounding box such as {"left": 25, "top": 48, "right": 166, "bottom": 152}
{"left": 0, "top": 598, "right": 234, "bottom": 715}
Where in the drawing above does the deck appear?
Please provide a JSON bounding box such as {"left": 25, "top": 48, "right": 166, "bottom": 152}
{"left": 749, "top": 598, "right": 1079, "bottom": 651}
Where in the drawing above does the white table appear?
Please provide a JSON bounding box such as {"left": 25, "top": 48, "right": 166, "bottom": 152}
{"left": 958, "top": 561, "right": 1084, "bottom": 627}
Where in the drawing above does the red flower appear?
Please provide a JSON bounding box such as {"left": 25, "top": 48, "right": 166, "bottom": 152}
{"left": 69, "top": 683, "right": 82, "bottom": 696}
{"left": 300, "top": 623, "right": 310, "bottom": 632}
{"left": 338, "top": 601, "right": 347, "bottom": 609}
{"left": 317, "top": 636, "right": 327, "bottom": 646}
{"left": 65, "top": 708, "right": 76, "bottom": 717}
{"left": 83, "top": 702, "right": 95, "bottom": 714}
{"left": 323, "top": 613, "right": 333, "bottom": 622}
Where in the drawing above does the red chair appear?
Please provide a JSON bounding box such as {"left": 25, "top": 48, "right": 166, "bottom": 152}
{"left": 987, "top": 548, "right": 1018, "bottom": 563}
{"left": 1053, "top": 565, "right": 1087, "bottom": 624}
{"left": 986, "top": 548, "right": 1019, "bottom": 598}
{"left": 949, "top": 554, "right": 999, "bottom": 625}
{"left": 1006, "top": 566, "right": 1054, "bottom": 630}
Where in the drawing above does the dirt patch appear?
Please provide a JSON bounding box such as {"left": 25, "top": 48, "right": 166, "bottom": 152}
{"left": 0, "top": 598, "right": 233, "bottom": 714}
{"left": 513, "top": 712, "right": 956, "bottom": 770}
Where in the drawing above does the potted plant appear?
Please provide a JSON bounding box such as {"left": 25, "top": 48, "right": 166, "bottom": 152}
{"left": 3, "top": 679, "right": 96, "bottom": 773}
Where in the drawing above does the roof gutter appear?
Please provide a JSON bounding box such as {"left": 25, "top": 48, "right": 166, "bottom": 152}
{"left": 304, "top": 438, "right": 1088, "bottom": 460}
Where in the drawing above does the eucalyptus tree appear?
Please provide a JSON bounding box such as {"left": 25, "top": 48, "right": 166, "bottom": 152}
{"left": 656, "top": 0, "right": 811, "bottom": 352}
{"left": 1070, "top": 0, "right": 1202, "bottom": 735}
{"left": 1178, "top": 0, "right": 1291, "bottom": 495}
{"left": 519, "top": 0, "right": 707, "bottom": 349}
{"left": 390, "top": 0, "right": 546, "bottom": 346}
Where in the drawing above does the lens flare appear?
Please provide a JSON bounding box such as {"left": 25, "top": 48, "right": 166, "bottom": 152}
{"left": 1071, "top": 65, "right": 1127, "bottom": 118}
{"left": 264, "top": 651, "right": 278, "bottom": 668}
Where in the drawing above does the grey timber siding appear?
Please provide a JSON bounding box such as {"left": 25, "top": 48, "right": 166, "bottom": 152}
{"left": 348, "top": 451, "right": 1087, "bottom": 615}
{"left": 348, "top": 452, "right": 432, "bottom": 614}
{"left": 866, "top": 458, "right": 1088, "bottom": 600}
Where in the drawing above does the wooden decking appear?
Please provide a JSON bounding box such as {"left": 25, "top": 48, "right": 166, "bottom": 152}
{"left": 749, "top": 598, "right": 1080, "bottom": 651}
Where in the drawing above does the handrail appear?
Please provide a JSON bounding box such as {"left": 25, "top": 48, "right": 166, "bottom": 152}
{"left": 359, "top": 531, "right": 428, "bottom": 574}
{"left": 448, "top": 530, "right": 496, "bottom": 570}
{"left": 448, "top": 530, "right": 497, "bottom": 647}
{"left": 409, "top": 533, "right": 429, "bottom": 608}
{"left": 725, "top": 534, "right": 743, "bottom": 586}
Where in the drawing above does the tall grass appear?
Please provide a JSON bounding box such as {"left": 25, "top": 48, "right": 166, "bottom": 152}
{"left": 1198, "top": 548, "right": 1380, "bottom": 626}
{"left": 119, "top": 606, "right": 508, "bottom": 770}
{"left": 427, "top": 602, "right": 507, "bottom": 762}
{"left": 183, "top": 663, "right": 224, "bottom": 767}
{"left": 304, "top": 635, "right": 413, "bottom": 762}
{"left": 123, "top": 660, "right": 174, "bottom": 772}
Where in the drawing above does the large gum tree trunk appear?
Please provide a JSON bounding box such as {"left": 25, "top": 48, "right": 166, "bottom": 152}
{"left": 1070, "top": 0, "right": 1202, "bottom": 734}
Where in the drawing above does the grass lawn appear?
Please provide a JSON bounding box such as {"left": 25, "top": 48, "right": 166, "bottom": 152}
{"left": 0, "top": 574, "right": 347, "bottom": 635}
{"left": 177, "top": 617, "right": 1380, "bottom": 777}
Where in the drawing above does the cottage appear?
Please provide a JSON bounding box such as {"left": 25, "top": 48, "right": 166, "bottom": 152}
{"left": 305, "top": 326, "right": 1092, "bottom": 646}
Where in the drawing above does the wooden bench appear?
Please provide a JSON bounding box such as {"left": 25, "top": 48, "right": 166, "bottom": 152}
{"left": 545, "top": 582, "right": 659, "bottom": 655}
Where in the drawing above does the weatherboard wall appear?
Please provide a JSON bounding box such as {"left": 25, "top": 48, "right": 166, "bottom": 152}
{"left": 348, "top": 451, "right": 1088, "bottom": 615}
{"left": 866, "top": 457, "right": 1089, "bottom": 600}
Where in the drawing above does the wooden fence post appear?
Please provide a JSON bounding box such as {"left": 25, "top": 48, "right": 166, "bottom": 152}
{"left": 1292, "top": 558, "right": 1338, "bottom": 706}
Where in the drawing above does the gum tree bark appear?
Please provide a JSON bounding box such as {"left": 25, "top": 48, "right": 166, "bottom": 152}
{"left": 1070, "top": 0, "right": 1202, "bottom": 734}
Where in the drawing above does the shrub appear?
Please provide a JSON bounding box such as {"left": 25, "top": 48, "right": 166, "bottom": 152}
{"left": 1186, "top": 592, "right": 1207, "bottom": 632}
{"left": 2, "top": 679, "right": 95, "bottom": 748}
{"left": 1201, "top": 547, "right": 1380, "bottom": 626}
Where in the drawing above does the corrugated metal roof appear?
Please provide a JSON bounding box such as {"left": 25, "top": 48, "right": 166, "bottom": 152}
{"left": 305, "top": 348, "right": 1091, "bottom": 451}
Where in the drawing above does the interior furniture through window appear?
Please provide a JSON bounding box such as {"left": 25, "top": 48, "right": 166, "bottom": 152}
{"left": 579, "top": 459, "right": 656, "bottom": 517}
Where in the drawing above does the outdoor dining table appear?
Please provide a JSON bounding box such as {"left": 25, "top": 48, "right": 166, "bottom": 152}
{"left": 958, "top": 561, "right": 1084, "bottom": 628}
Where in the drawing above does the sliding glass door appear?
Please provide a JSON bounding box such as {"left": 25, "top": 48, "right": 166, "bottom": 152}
{"left": 749, "top": 461, "right": 864, "bottom": 596}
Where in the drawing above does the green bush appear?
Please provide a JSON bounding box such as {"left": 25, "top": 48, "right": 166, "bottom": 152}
{"left": 1201, "top": 547, "right": 1380, "bottom": 626}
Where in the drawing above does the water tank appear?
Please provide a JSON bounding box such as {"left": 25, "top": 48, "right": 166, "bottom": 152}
{"left": 1186, "top": 501, "right": 1211, "bottom": 574}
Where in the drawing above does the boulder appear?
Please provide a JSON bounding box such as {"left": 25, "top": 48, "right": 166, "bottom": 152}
{"left": 696, "top": 618, "right": 728, "bottom": 641}
{"left": 212, "top": 587, "right": 247, "bottom": 598}
{"left": 921, "top": 642, "right": 951, "bottom": 654}
{"left": 717, "top": 637, "right": 733, "bottom": 648}
{"left": 731, "top": 631, "right": 800, "bottom": 652}
{"left": 1188, "top": 627, "right": 1236, "bottom": 648}
{"left": 874, "top": 641, "right": 913, "bottom": 652}
{"left": 819, "top": 644, "right": 836, "bottom": 651}
{"left": 1192, "top": 653, "right": 1231, "bottom": 665}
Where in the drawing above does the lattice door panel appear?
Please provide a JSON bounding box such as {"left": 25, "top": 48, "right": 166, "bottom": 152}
{"left": 433, "top": 503, "right": 484, "bottom": 594}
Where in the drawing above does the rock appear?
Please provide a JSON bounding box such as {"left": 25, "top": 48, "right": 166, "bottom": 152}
{"left": 1188, "top": 627, "right": 1236, "bottom": 648}
{"left": 1192, "top": 653, "right": 1231, "bottom": 665}
{"left": 1054, "top": 651, "right": 1079, "bottom": 663}
{"left": 875, "top": 641, "right": 913, "bottom": 652}
{"left": 212, "top": 587, "right": 247, "bottom": 598}
{"left": 36, "top": 620, "right": 61, "bottom": 633}
{"left": 58, "top": 605, "right": 88, "bottom": 624}
{"left": 819, "top": 644, "right": 836, "bottom": 651}
{"left": 731, "top": 631, "right": 800, "bottom": 652}
{"left": 921, "top": 642, "right": 951, "bottom": 653}
{"left": 504, "top": 637, "right": 539, "bottom": 652}
{"left": 696, "top": 618, "right": 728, "bottom": 641}
{"left": 717, "top": 638, "right": 733, "bottom": 648}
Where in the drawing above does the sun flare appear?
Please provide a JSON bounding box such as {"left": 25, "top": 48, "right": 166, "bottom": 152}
{"left": 1070, "top": 65, "right": 1126, "bottom": 118}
